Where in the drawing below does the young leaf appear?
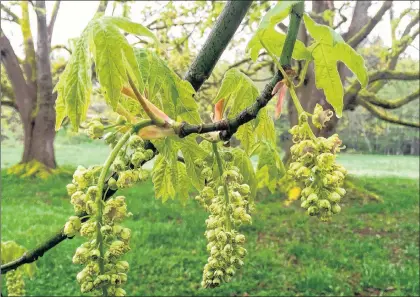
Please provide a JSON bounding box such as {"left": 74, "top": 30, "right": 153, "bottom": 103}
{"left": 303, "top": 13, "right": 369, "bottom": 117}
{"left": 214, "top": 69, "right": 276, "bottom": 153}
{"left": 105, "top": 16, "right": 158, "bottom": 44}
{"left": 178, "top": 136, "right": 208, "bottom": 191}
{"left": 54, "top": 32, "right": 91, "bottom": 131}
{"left": 89, "top": 19, "right": 132, "bottom": 109}
{"left": 133, "top": 48, "right": 201, "bottom": 123}
{"left": 152, "top": 155, "right": 176, "bottom": 202}
{"left": 231, "top": 148, "right": 257, "bottom": 200}
{"left": 255, "top": 141, "right": 286, "bottom": 193}
{"left": 246, "top": 0, "right": 310, "bottom": 62}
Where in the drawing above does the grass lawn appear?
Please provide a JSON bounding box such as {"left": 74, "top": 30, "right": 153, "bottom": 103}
{"left": 1, "top": 170, "right": 419, "bottom": 296}
{"left": 2, "top": 134, "right": 419, "bottom": 177}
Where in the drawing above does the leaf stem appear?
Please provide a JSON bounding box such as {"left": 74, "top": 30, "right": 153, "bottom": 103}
{"left": 212, "top": 143, "right": 232, "bottom": 231}
{"left": 127, "top": 73, "right": 165, "bottom": 126}
{"left": 95, "top": 119, "right": 152, "bottom": 296}
{"left": 295, "top": 59, "right": 310, "bottom": 88}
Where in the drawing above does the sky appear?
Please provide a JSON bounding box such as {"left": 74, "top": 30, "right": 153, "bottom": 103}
{"left": 1, "top": 1, "right": 419, "bottom": 63}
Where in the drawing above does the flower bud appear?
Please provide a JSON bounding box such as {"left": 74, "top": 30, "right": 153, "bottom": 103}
{"left": 108, "top": 177, "right": 118, "bottom": 190}
{"left": 331, "top": 203, "right": 341, "bottom": 214}
{"left": 329, "top": 192, "right": 341, "bottom": 203}
{"left": 318, "top": 199, "right": 331, "bottom": 210}
{"left": 115, "top": 288, "right": 126, "bottom": 296}
{"left": 116, "top": 115, "right": 127, "bottom": 125}
{"left": 66, "top": 183, "right": 77, "bottom": 196}
{"left": 307, "top": 206, "right": 319, "bottom": 216}
{"left": 128, "top": 135, "right": 144, "bottom": 149}
{"left": 86, "top": 186, "right": 98, "bottom": 200}
{"left": 336, "top": 187, "right": 346, "bottom": 197}
{"left": 234, "top": 234, "right": 245, "bottom": 244}
{"left": 87, "top": 122, "right": 104, "bottom": 139}
{"left": 307, "top": 193, "right": 318, "bottom": 204}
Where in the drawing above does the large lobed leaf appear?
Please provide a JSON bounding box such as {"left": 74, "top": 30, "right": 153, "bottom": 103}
{"left": 303, "top": 13, "right": 368, "bottom": 117}
{"left": 54, "top": 16, "right": 157, "bottom": 131}
{"left": 132, "top": 48, "right": 201, "bottom": 124}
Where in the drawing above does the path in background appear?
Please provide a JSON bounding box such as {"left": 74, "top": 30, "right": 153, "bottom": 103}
{"left": 1, "top": 141, "right": 418, "bottom": 179}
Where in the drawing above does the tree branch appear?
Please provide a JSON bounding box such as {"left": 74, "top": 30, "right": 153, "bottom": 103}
{"left": 51, "top": 44, "right": 72, "bottom": 54}
{"left": 47, "top": 0, "right": 61, "bottom": 44}
{"left": 96, "top": 0, "right": 108, "bottom": 14}
{"left": 179, "top": 3, "right": 303, "bottom": 141}
{"left": 0, "top": 0, "right": 252, "bottom": 274}
{"left": 0, "top": 1, "right": 304, "bottom": 274}
{"left": 0, "top": 32, "right": 32, "bottom": 114}
{"left": 0, "top": 3, "right": 19, "bottom": 24}
{"left": 360, "top": 88, "right": 420, "bottom": 109}
{"left": 347, "top": 1, "right": 393, "bottom": 48}
{"left": 1, "top": 100, "right": 18, "bottom": 110}
{"left": 184, "top": 0, "right": 253, "bottom": 90}
{"left": 357, "top": 98, "right": 420, "bottom": 128}
{"left": 369, "top": 70, "right": 420, "bottom": 83}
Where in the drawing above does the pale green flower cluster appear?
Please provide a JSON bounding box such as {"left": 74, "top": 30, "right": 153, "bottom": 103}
{"left": 63, "top": 133, "right": 154, "bottom": 296}
{"left": 288, "top": 110, "right": 347, "bottom": 221}
{"left": 195, "top": 155, "right": 253, "bottom": 288}
{"left": 6, "top": 270, "right": 25, "bottom": 296}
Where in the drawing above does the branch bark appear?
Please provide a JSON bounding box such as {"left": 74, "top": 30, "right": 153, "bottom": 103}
{"left": 0, "top": 3, "right": 20, "bottom": 24}
{"left": 47, "top": 0, "right": 61, "bottom": 44}
{"left": 357, "top": 98, "right": 420, "bottom": 128}
{"left": 347, "top": 1, "right": 393, "bottom": 48}
{"left": 360, "top": 88, "right": 420, "bottom": 109}
{"left": 184, "top": 0, "right": 253, "bottom": 91}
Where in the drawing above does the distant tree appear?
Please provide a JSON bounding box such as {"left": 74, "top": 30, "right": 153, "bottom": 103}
{"left": 0, "top": 0, "right": 108, "bottom": 174}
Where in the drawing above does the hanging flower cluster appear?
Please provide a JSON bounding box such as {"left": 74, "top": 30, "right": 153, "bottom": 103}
{"left": 194, "top": 151, "right": 253, "bottom": 288}
{"left": 63, "top": 132, "right": 153, "bottom": 296}
{"left": 6, "top": 270, "right": 25, "bottom": 296}
{"left": 288, "top": 107, "right": 347, "bottom": 221}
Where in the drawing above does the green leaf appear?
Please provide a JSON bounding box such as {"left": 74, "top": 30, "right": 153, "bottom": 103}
{"left": 54, "top": 32, "right": 91, "bottom": 131}
{"left": 247, "top": 1, "right": 310, "bottom": 62}
{"left": 303, "top": 13, "right": 369, "bottom": 117}
{"left": 333, "top": 43, "right": 368, "bottom": 88}
{"left": 152, "top": 155, "right": 175, "bottom": 202}
{"left": 134, "top": 48, "right": 201, "bottom": 123}
{"left": 55, "top": 15, "right": 157, "bottom": 130}
{"left": 1, "top": 241, "right": 36, "bottom": 278}
{"left": 255, "top": 141, "right": 286, "bottom": 193}
{"left": 311, "top": 43, "right": 344, "bottom": 116}
{"left": 178, "top": 136, "right": 208, "bottom": 191}
{"left": 105, "top": 16, "right": 158, "bottom": 44}
{"left": 89, "top": 19, "right": 131, "bottom": 109}
{"left": 303, "top": 13, "right": 343, "bottom": 46}
{"left": 214, "top": 69, "right": 277, "bottom": 153}
{"left": 231, "top": 148, "right": 257, "bottom": 200}
{"left": 258, "top": 1, "right": 301, "bottom": 31}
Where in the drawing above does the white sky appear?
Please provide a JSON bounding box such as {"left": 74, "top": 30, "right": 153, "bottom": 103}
{"left": 1, "top": 1, "right": 419, "bottom": 62}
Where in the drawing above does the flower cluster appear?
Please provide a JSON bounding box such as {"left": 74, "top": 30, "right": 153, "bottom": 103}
{"left": 6, "top": 270, "right": 25, "bottom": 296}
{"left": 109, "top": 134, "right": 153, "bottom": 188}
{"left": 288, "top": 109, "right": 347, "bottom": 221}
{"left": 72, "top": 194, "right": 131, "bottom": 296}
{"left": 64, "top": 132, "right": 153, "bottom": 296}
{"left": 195, "top": 153, "right": 253, "bottom": 288}
{"left": 86, "top": 117, "right": 105, "bottom": 139}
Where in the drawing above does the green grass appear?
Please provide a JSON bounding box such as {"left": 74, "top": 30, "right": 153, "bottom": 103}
{"left": 2, "top": 137, "right": 419, "bottom": 177}
{"left": 1, "top": 171, "right": 419, "bottom": 296}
